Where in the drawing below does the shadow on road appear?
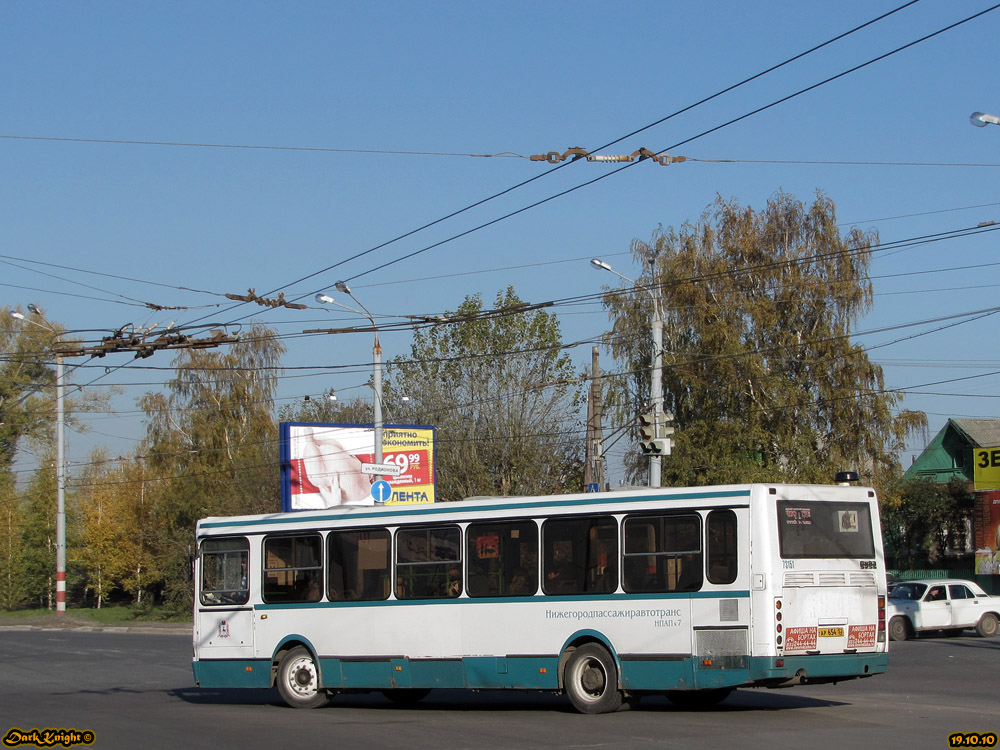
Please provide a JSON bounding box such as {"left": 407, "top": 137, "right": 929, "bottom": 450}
{"left": 168, "top": 685, "right": 850, "bottom": 713}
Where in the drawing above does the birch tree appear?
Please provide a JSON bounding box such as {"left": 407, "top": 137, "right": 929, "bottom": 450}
{"left": 602, "top": 192, "right": 925, "bottom": 491}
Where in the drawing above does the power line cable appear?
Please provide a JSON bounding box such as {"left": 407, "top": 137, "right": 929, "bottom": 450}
{"left": 171, "top": 1, "right": 924, "bottom": 331}
{"left": 337, "top": 3, "right": 1000, "bottom": 288}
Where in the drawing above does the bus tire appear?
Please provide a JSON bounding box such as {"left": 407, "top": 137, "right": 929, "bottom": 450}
{"left": 888, "top": 616, "right": 911, "bottom": 642}
{"left": 276, "top": 646, "right": 330, "bottom": 709}
{"left": 975, "top": 612, "right": 999, "bottom": 638}
{"left": 563, "top": 644, "right": 622, "bottom": 714}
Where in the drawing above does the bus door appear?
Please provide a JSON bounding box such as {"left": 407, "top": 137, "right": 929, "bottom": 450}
{"left": 195, "top": 537, "right": 256, "bottom": 663}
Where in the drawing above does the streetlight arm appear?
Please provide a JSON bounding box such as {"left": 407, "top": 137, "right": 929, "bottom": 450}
{"left": 315, "top": 287, "right": 385, "bottom": 481}
{"left": 971, "top": 111, "right": 1000, "bottom": 127}
{"left": 590, "top": 258, "right": 657, "bottom": 306}
{"left": 589, "top": 258, "right": 665, "bottom": 488}
{"left": 316, "top": 291, "right": 377, "bottom": 332}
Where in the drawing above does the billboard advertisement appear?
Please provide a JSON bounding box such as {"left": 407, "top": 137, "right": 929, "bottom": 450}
{"left": 974, "top": 489, "right": 1000, "bottom": 575}
{"left": 280, "top": 422, "right": 435, "bottom": 510}
{"left": 973, "top": 447, "right": 1000, "bottom": 491}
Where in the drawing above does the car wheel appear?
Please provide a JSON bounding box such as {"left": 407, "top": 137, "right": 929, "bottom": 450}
{"left": 276, "top": 646, "right": 331, "bottom": 709}
{"left": 563, "top": 644, "right": 623, "bottom": 714}
{"left": 975, "top": 612, "right": 999, "bottom": 638}
{"left": 889, "top": 616, "right": 911, "bottom": 642}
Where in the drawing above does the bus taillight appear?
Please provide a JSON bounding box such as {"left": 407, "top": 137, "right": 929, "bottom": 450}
{"left": 775, "top": 599, "right": 783, "bottom": 647}
{"left": 877, "top": 594, "right": 886, "bottom": 642}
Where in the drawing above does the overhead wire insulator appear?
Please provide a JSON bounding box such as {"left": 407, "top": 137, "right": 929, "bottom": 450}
{"left": 530, "top": 146, "right": 687, "bottom": 165}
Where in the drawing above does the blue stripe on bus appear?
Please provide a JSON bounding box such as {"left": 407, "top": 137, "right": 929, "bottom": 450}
{"left": 253, "top": 590, "right": 751, "bottom": 610}
{"left": 193, "top": 658, "right": 271, "bottom": 689}
{"left": 198, "top": 489, "right": 752, "bottom": 530}
{"left": 193, "top": 650, "right": 886, "bottom": 693}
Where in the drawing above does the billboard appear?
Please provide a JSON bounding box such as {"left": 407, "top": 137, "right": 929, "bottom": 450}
{"left": 974, "top": 489, "right": 1000, "bottom": 575}
{"left": 973, "top": 447, "right": 1000, "bottom": 491}
{"left": 280, "top": 422, "right": 435, "bottom": 510}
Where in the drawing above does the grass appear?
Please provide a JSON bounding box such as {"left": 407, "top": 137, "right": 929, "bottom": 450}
{"left": 0, "top": 604, "right": 192, "bottom": 627}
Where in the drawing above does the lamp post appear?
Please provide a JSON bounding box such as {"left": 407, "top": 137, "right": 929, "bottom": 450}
{"left": 591, "top": 258, "right": 664, "bottom": 488}
{"left": 970, "top": 111, "right": 1000, "bottom": 128}
{"left": 315, "top": 284, "right": 384, "bottom": 477}
{"left": 10, "top": 306, "right": 66, "bottom": 615}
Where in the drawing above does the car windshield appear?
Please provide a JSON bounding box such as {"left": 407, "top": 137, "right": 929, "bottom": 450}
{"left": 888, "top": 582, "right": 927, "bottom": 601}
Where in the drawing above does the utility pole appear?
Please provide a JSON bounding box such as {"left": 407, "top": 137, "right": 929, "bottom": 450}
{"left": 11, "top": 307, "right": 238, "bottom": 614}
{"left": 591, "top": 258, "right": 666, "bottom": 488}
{"left": 584, "top": 346, "right": 605, "bottom": 491}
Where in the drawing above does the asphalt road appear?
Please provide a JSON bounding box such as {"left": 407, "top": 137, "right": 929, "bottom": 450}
{"left": 0, "top": 627, "right": 997, "bottom": 750}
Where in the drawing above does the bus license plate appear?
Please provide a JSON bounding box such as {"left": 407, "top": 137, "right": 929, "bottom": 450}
{"left": 818, "top": 627, "right": 844, "bottom": 638}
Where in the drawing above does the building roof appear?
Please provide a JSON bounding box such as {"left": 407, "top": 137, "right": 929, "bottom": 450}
{"left": 949, "top": 418, "right": 1000, "bottom": 449}
{"left": 904, "top": 418, "right": 1000, "bottom": 484}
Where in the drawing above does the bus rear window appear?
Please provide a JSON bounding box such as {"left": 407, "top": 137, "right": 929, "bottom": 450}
{"left": 776, "top": 500, "right": 875, "bottom": 559}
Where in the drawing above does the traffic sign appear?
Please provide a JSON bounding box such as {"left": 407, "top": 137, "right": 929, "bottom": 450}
{"left": 361, "top": 463, "right": 402, "bottom": 476}
{"left": 371, "top": 479, "right": 392, "bottom": 503}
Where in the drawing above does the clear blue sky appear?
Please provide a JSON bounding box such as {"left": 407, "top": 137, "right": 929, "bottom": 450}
{"left": 5, "top": 1, "right": 1000, "bottom": 484}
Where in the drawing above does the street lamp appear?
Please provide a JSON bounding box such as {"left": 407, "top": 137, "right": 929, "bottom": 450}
{"left": 315, "top": 284, "right": 384, "bottom": 478}
{"left": 970, "top": 111, "right": 1000, "bottom": 128}
{"left": 9, "top": 306, "right": 67, "bottom": 615}
{"left": 591, "top": 258, "right": 665, "bottom": 488}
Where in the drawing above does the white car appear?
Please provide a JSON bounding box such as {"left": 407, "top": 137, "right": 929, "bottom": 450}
{"left": 887, "top": 579, "right": 999, "bottom": 641}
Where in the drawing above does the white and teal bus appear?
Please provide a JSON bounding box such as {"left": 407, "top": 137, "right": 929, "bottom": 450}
{"left": 193, "top": 478, "right": 888, "bottom": 713}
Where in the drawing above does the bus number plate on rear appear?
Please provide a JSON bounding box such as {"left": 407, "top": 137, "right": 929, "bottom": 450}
{"left": 818, "top": 627, "right": 844, "bottom": 638}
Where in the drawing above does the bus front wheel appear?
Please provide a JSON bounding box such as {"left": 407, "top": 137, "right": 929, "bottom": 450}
{"left": 563, "top": 644, "right": 623, "bottom": 714}
{"left": 276, "top": 646, "right": 331, "bottom": 709}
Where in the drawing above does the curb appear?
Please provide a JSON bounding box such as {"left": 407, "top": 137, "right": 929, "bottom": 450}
{"left": 0, "top": 624, "right": 191, "bottom": 635}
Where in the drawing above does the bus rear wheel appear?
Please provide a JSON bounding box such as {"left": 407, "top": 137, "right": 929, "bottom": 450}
{"left": 564, "top": 644, "right": 623, "bottom": 714}
{"left": 276, "top": 646, "right": 331, "bottom": 709}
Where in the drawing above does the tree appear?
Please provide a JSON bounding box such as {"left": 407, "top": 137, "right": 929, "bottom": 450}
{"left": 387, "top": 287, "right": 584, "bottom": 500}
{"left": 20, "top": 456, "right": 57, "bottom": 609}
{"left": 602, "top": 192, "right": 925, "bottom": 491}
{"left": 76, "top": 450, "right": 161, "bottom": 607}
{"left": 279, "top": 391, "right": 374, "bottom": 426}
{"left": 882, "top": 477, "right": 974, "bottom": 568}
{"left": 0, "top": 306, "right": 60, "bottom": 474}
{"left": 138, "top": 324, "right": 285, "bottom": 608}
{"left": 0, "top": 472, "right": 27, "bottom": 610}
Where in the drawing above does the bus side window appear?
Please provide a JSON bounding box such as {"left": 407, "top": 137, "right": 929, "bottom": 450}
{"left": 623, "top": 513, "right": 702, "bottom": 594}
{"left": 262, "top": 533, "right": 323, "bottom": 604}
{"left": 707, "top": 509, "right": 738, "bottom": 585}
{"left": 542, "top": 516, "right": 617, "bottom": 596}
{"left": 395, "top": 525, "right": 462, "bottom": 600}
{"left": 466, "top": 520, "right": 538, "bottom": 598}
{"left": 328, "top": 528, "right": 391, "bottom": 601}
